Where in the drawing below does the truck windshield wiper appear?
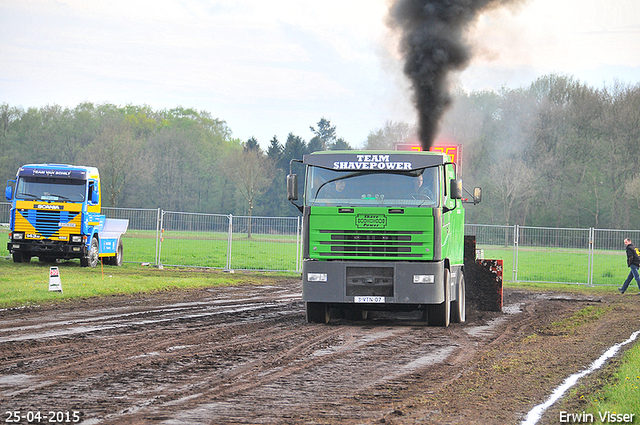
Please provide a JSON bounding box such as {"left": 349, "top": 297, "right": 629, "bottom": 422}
{"left": 19, "top": 193, "right": 39, "bottom": 199}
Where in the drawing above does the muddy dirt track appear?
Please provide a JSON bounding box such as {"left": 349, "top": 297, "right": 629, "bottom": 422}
{"left": 1, "top": 275, "right": 639, "bottom": 425}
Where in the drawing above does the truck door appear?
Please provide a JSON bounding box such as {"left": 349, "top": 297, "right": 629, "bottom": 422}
{"left": 87, "top": 179, "right": 100, "bottom": 213}
{"left": 443, "top": 163, "right": 464, "bottom": 263}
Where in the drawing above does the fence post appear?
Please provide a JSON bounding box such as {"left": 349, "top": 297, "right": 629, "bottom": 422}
{"left": 154, "top": 208, "right": 161, "bottom": 266}
{"left": 296, "top": 216, "right": 302, "bottom": 272}
{"left": 225, "top": 214, "right": 233, "bottom": 271}
{"left": 513, "top": 225, "right": 519, "bottom": 282}
{"left": 587, "top": 227, "right": 596, "bottom": 286}
{"left": 156, "top": 210, "right": 165, "bottom": 268}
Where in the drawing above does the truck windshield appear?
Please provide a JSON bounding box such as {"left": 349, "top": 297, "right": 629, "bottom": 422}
{"left": 16, "top": 177, "right": 86, "bottom": 203}
{"left": 305, "top": 166, "right": 439, "bottom": 207}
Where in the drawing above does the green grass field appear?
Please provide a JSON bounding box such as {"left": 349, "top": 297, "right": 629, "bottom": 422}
{"left": 2, "top": 227, "right": 301, "bottom": 271}
{"left": 159, "top": 230, "right": 300, "bottom": 270}
{"left": 582, "top": 341, "right": 640, "bottom": 422}
{"left": 0, "top": 258, "right": 297, "bottom": 308}
{"left": 480, "top": 245, "right": 629, "bottom": 286}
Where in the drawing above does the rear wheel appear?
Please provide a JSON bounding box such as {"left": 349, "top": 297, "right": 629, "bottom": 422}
{"left": 451, "top": 273, "right": 466, "bottom": 324}
{"left": 427, "top": 268, "right": 451, "bottom": 327}
{"left": 106, "top": 239, "right": 123, "bottom": 266}
{"left": 306, "top": 302, "right": 329, "bottom": 324}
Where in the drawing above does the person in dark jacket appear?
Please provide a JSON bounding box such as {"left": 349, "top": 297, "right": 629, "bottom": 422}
{"left": 619, "top": 238, "right": 640, "bottom": 294}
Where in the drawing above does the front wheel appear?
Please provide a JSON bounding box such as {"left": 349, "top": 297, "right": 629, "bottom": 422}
{"left": 306, "top": 302, "right": 330, "bottom": 324}
{"left": 81, "top": 237, "right": 100, "bottom": 268}
{"left": 344, "top": 308, "right": 368, "bottom": 321}
{"left": 12, "top": 251, "right": 31, "bottom": 263}
{"left": 427, "top": 268, "right": 451, "bottom": 327}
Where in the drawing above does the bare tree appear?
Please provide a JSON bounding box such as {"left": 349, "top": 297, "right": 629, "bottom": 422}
{"left": 80, "top": 116, "right": 141, "bottom": 207}
{"left": 624, "top": 174, "right": 640, "bottom": 210}
{"left": 364, "top": 121, "right": 414, "bottom": 150}
{"left": 224, "top": 149, "right": 275, "bottom": 238}
{"left": 488, "top": 159, "right": 536, "bottom": 248}
{"left": 489, "top": 158, "right": 537, "bottom": 227}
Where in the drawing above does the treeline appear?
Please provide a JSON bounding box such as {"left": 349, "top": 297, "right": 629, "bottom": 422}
{"left": 438, "top": 74, "right": 640, "bottom": 230}
{"left": 2, "top": 73, "right": 640, "bottom": 229}
{"left": 0, "top": 103, "right": 351, "bottom": 217}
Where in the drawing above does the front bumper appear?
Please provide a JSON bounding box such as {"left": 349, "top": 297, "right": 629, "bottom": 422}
{"left": 302, "top": 260, "right": 447, "bottom": 306}
{"left": 8, "top": 240, "right": 86, "bottom": 259}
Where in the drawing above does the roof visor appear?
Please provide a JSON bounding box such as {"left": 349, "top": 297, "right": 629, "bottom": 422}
{"left": 303, "top": 152, "right": 447, "bottom": 171}
{"left": 18, "top": 166, "right": 88, "bottom": 180}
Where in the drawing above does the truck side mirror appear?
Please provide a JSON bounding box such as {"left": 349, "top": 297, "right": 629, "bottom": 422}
{"left": 287, "top": 174, "right": 298, "bottom": 201}
{"left": 450, "top": 179, "right": 463, "bottom": 200}
{"left": 5, "top": 184, "right": 13, "bottom": 202}
{"left": 473, "top": 187, "right": 482, "bottom": 204}
{"left": 90, "top": 185, "right": 99, "bottom": 204}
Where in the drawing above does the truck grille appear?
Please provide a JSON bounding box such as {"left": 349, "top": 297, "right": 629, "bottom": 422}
{"left": 346, "top": 266, "right": 394, "bottom": 296}
{"left": 16, "top": 210, "right": 80, "bottom": 239}
{"left": 35, "top": 211, "right": 61, "bottom": 237}
{"left": 318, "top": 230, "right": 424, "bottom": 258}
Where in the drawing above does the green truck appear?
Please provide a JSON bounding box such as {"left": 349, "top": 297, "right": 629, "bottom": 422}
{"left": 287, "top": 150, "right": 480, "bottom": 326}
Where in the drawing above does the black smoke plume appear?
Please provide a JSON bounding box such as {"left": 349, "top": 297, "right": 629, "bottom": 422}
{"left": 388, "top": 0, "right": 518, "bottom": 150}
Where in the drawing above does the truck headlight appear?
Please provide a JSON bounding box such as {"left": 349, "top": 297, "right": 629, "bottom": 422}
{"left": 413, "top": 274, "right": 435, "bottom": 284}
{"left": 307, "top": 273, "right": 328, "bottom": 282}
{"left": 71, "top": 235, "right": 83, "bottom": 243}
{"left": 12, "top": 232, "right": 24, "bottom": 241}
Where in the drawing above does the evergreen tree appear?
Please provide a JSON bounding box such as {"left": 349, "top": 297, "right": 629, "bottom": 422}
{"left": 330, "top": 138, "right": 352, "bottom": 150}
{"left": 281, "top": 133, "right": 307, "bottom": 171}
{"left": 309, "top": 117, "right": 343, "bottom": 151}
{"left": 267, "top": 135, "right": 283, "bottom": 163}
{"left": 244, "top": 136, "right": 260, "bottom": 152}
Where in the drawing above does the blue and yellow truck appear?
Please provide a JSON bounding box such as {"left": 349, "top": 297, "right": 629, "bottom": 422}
{"left": 5, "top": 164, "right": 128, "bottom": 267}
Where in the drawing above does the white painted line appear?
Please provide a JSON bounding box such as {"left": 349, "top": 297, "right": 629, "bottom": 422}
{"left": 522, "top": 329, "right": 640, "bottom": 425}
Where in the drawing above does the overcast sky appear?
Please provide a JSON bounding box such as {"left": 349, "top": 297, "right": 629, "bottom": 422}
{"left": 1, "top": 0, "right": 639, "bottom": 148}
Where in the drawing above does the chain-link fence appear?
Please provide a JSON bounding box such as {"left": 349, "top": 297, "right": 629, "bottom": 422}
{"left": 117, "top": 209, "right": 302, "bottom": 272}
{"left": 2, "top": 203, "right": 302, "bottom": 272}
{"left": 2, "top": 202, "right": 637, "bottom": 281}
{"left": 1, "top": 202, "right": 10, "bottom": 253}
{"left": 157, "top": 211, "right": 301, "bottom": 271}
{"left": 466, "top": 224, "right": 640, "bottom": 286}
{"left": 102, "top": 207, "right": 161, "bottom": 265}
{"left": 592, "top": 228, "right": 640, "bottom": 287}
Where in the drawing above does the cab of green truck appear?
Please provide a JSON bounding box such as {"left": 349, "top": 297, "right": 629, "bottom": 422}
{"left": 288, "top": 150, "right": 479, "bottom": 326}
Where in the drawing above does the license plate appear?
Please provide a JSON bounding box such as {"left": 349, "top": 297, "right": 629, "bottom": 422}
{"left": 354, "top": 296, "right": 385, "bottom": 303}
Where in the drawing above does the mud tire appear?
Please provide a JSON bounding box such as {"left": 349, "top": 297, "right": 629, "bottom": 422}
{"left": 106, "top": 239, "right": 123, "bottom": 266}
{"left": 306, "top": 302, "right": 329, "bottom": 324}
{"left": 12, "top": 251, "right": 31, "bottom": 263}
{"left": 344, "top": 308, "right": 368, "bottom": 321}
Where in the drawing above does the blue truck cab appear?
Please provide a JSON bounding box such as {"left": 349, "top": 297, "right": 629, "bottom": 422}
{"left": 5, "top": 164, "right": 128, "bottom": 267}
